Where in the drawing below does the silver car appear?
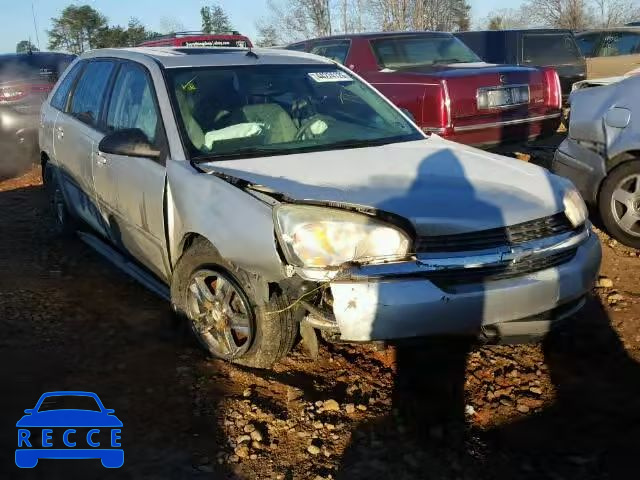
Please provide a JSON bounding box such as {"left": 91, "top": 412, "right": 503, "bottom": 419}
{"left": 554, "top": 75, "right": 640, "bottom": 248}
{"left": 40, "top": 47, "right": 601, "bottom": 368}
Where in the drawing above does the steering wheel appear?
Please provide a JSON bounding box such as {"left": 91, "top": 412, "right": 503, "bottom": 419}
{"left": 295, "top": 114, "right": 334, "bottom": 141}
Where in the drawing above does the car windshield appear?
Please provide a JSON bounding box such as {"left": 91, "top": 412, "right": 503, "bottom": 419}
{"left": 37, "top": 395, "right": 101, "bottom": 412}
{"left": 167, "top": 64, "right": 422, "bottom": 161}
{"left": 370, "top": 35, "right": 481, "bottom": 70}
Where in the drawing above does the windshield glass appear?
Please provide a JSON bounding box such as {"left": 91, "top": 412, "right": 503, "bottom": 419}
{"left": 371, "top": 35, "right": 481, "bottom": 70}
{"left": 167, "top": 64, "right": 422, "bottom": 160}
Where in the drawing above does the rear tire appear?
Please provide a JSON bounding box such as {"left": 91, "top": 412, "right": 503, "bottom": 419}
{"left": 598, "top": 160, "right": 640, "bottom": 249}
{"left": 170, "top": 238, "right": 298, "bottom": 369}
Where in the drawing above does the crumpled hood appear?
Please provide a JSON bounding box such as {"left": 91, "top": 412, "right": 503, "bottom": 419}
{"left": 203, "top": 137, "right": 568, "bottom": 236}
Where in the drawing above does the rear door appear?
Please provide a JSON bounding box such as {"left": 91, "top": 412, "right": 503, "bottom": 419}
{"left": 95, "top": 61, "right": 169, "bottom": 279}
{"left": 43, "top": 61, "right": 84, "bottom": 164}
{"left": 521, "top": 32, "right": 586, "bottom": 95}
{"left": 55, "top": 59, "right": 116, "bottom": 235}
{"left": 589, "top": 31, "right": 640, "bottom": 78}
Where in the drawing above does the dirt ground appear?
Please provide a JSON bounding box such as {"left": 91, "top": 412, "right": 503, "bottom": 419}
{"left": 1, "top": 152, "right": 639, "bottom": 479}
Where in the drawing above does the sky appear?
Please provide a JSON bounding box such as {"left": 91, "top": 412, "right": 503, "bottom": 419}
{"left": 1, "top": 0, "right": 521, "bottom": 53}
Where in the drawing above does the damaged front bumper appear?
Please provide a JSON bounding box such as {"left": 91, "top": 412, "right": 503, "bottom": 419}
{"left": 323, "top": 229, "right": 601, "bottom": 343}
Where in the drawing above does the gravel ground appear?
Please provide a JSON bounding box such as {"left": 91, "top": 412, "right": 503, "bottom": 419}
{"left": 0, "top": 160, "right": 639, "bottom": 480}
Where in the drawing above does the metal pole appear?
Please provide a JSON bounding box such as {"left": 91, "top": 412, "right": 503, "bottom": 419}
{"left": 31, "top": 1, "right": 41, "bottom": 49}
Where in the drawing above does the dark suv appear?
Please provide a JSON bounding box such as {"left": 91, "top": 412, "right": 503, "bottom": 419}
{"left": 0, "top": 52, "right": 75, "bottom": 178}
{"left": 455, "top": 29, "right": 586, "bottom": 102}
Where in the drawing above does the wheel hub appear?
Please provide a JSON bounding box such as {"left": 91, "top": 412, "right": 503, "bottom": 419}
{"left": 186, "top": 269, "right": 253, "bottom": 359}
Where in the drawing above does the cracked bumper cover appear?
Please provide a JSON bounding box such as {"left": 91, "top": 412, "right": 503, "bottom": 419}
{"left": 329, "top": 231, "right": 601, "bottom": 342}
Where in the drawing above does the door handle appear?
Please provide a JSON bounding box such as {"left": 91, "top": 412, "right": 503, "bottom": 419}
{"left": 55, "top": 126, "right": 64, "bottom": 139}
{"left": 95, "top": 152, "right": 108, "bottom": 166}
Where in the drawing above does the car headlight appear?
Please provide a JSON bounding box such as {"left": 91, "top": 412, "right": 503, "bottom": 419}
{"left": 563, "top": 188, "right": 588, "bottom": 228}
{"left": 274, "top": 205, "right": 411, "bottom": 268}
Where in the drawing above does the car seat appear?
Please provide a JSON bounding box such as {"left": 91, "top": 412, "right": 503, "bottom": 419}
{"left": 236, "top": 104, "right": 298, "bottom": 144}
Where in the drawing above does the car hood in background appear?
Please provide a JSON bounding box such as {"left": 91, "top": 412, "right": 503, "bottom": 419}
{"left": 203, "top": 137, "right": 566, "bottom": 236}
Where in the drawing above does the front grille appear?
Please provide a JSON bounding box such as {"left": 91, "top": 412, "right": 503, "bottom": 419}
{"left": 428, "top": 248, "right": 577, "bottom": 288}
{"left": 415, "top": 213, "right": 576, "bottom": 253}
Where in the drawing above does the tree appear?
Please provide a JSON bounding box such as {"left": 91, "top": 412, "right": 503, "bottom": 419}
{"left": 126, "top": 18, "right": 149, "bottom": 46}
{"left": 488, "top": 16, "right": 504, "bottom": 29}
{"left": 484, "top": 7, "right": 531, "bottom": 29}
{"left": 522, "top": 0, "right": 594, "bottom": 29}
{"left": 371, "top": 0, "right": 472, "bottom": 32}
{"left": 16, "top": 40, "right": 39, "bottom": 53}
{"left": 94, "top": 26, "right": 129, "bottom": 48}
{"left": 201, "top": 4, "right": 233, "bottom": 33}
{"left": 48, "top": 4, "right": 108, "bottom": 53}
{"left": 260, "top": 0, "right": 332, "bottom": 43}
{"left": 452, "top": 0, "right": 472, "bottom": 31}
{"left": 593, "top": 0, "right": 640, "bottom": 27}
{"left": 255, "top": 22, "right": 280, "bottom": 46}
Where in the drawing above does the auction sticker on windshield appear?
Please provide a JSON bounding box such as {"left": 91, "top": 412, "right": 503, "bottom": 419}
{"left": 308, "top": 71, "right": 353, "bottom": 82}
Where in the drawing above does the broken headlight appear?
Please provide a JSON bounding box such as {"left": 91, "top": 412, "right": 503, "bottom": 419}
{"left": 563, "top": 187, "right": 588, "bottom": 228}
{"left": 274, "top": 205, "right": 411, "bottom": 268}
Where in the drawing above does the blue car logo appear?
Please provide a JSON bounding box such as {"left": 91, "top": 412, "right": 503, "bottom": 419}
{"left": 15, "top": 391, "right": 123, "bottom": 468}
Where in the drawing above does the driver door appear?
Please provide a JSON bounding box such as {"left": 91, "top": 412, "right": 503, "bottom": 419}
{"left": 93, "top": 61, "right": 170, "bottom": 280}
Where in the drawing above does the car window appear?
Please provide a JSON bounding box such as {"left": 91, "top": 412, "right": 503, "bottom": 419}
{"left": 523, "top": 33, "right": 582, "bottom": 65}
{"left": 286, "top": 43, "right": 307, "bottom": 52}
{"left": 309, "top": 40, "right": 351, "bottom": 64}
{"left": 167, "top": 64, "right": 422, "bottom": 160}
{"left": 600, "top": 32, "right": 640, "bottom": 56}
{"left": 69, "top": 60, "right": 116, "bottom": 127}
{"left": 371, "top": 35, "right": 481, "bottom": 69}
{"left": 106, "top": 62, "right": 159, "bottom": 145}
{"left": 37, "top": 395, "right": 101, "bottom": 412}
{"left": 576, "top": 33, "right": 601, "bottom": 57}
{"left": 50, "top": 62, "right": 84, "bottom": 111}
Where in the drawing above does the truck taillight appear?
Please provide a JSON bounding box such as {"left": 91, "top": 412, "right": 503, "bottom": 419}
{"left": 544, "top": 68, "right": 562, "bottom": 109}
{"left": 440, "top": 79, "right": 452, "bottom": 130}
{"left": 422, "top": 80, "right": 452, "bottom": 135}
{"left": 0, "top": 85, "right": 27, "bottom": 102}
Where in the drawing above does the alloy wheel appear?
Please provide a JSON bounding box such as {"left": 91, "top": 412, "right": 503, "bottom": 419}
{"left": 186, "top": 269, "right": 253, "bottom": 359}
{"left": 610, "top": 173, "right": 640, "bottom": 237}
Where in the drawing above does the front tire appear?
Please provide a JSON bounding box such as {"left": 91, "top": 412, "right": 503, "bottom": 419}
{"left": 46, "top": 164, "right": 79, "bottom": 237}
{"left": 599, "top": 160, "right": 640, "bottom": 249}
{"left": 171, "top": 239, "right": 298, "bottom": 369}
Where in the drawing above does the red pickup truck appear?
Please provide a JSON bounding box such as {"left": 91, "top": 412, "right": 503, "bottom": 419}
{"left": 287, "top": 32, "right": 562, "bottom": 146}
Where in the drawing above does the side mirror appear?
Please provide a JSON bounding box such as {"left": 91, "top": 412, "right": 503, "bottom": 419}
{"left": 104, "top": 409, "right": 115, "bottom": 414}
{"left": 24, "top": 409, "right": 33, "bottom": 414}
{"left": 605, "top": 107, "right": 631, "bottom": 129}
{"left": 400, "top": 108, "right": 416, "bottom": 122}
{"left": 98, "top": 128, "right": 161, "bottom": 159}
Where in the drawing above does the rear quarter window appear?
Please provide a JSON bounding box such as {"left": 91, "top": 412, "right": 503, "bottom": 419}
{"left": 522, "top": 33, "right": 582, "bottom": 65}
{"left": 576, "top": 33, "right": 602, "bottom": 57}
{"left": 50, "top": 62, "right": 84, "bottom": 111}
{"left": 309, "top": 40, "right": 351, "bottom": 65}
